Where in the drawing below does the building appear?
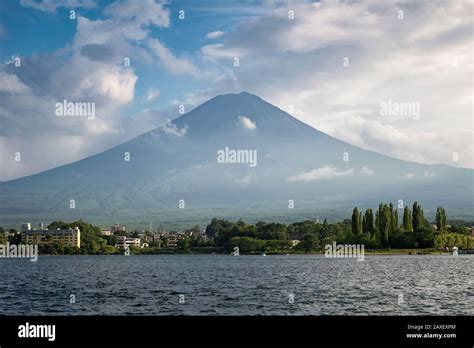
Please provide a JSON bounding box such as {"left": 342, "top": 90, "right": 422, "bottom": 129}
{"left": 160, "top": 232, "right": 184, "bottom": 248}
{"left": 21, "top": 223, "right": 32, "bottom": 232}
{"left": 100, "top": 229, "right": 112, "bottom": 236}
{"left": 111, "top": 224, "right": 126, "bottom": 233}
{"left": 115, "top": 236, "right": 141, "bottom": 249}
{"left": 150, "top": 233, "right": 162, "bottom": 242}
{"left": 21, "top": 224, "right": 81, "bottom": 248}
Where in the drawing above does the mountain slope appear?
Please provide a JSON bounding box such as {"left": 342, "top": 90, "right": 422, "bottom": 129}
{"left": 0, "top": 92, "right": 472, "bottom": 228}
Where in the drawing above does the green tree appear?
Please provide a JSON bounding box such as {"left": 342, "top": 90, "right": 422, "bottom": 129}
{"left": 376, "top": 202, "right": 384, "bottom": 229}
{"left": 0, "top": 227, "right": 5, "bottom": 244}
{"left": 390, "top": 203, "right": 398, "bottom": 233}
{"left": 48, "top": 220, "right": 106, "bottom": 254}
{"left": 299, "top": 233, "right": 318, "bottom": 253}
{"left": 351, "top": 207, "right": 362, "bottom": 235}
{"left": 388, "top": 228, "right": 415, "bottom": 248}
{"left": 436, "top": 206, "right": 447, "bottom": 232}
{"left": 256, "top": 222, "right": 287, "bottom": 240}
{"left": 177, "top": 237, "right": 191, "bottom": 253}
{"left": 412, "top": 202, "right": 423, "bottom": 233}
{"left": 103, "top": 234, "right": 118, "bottom": 246}
{"left": 228, "top": 237, "right": 264, "bottom": 254}
{"left": 53, "top": 241, "right": 65, "bottom": 254}
{"left": 447, "top": 225, "right": 469, "bottom": 235}
{"left": 402, "top": 206, "right": 413, "bottom": 231}
{"left": 363, "top": 209, "right": 375, "bottom": 237}
{"left": 463, "top": 235, "right": 474, "bottom": 250}
{"left": 103, "top": 245, "right": 118, "bottom": 254}
{"left": 264, "top": 240, "right": 292, "bottom": 252}
{"left": 8, "top": 230, "right": 20, "bottom": 245}
{"left": 413, "top": 227, "right": 435, "bottom": 248}
{"left": 434, "top": 233, "right": 448, "bottom": 249}
{"left": 377, "top": 204, "right": 391, "bottom": 247}
{"left": 322, "top": 219, "right": 328, "bottom": 232}
{"left": 206, "top": 218, "right": 223, "bottom": 239}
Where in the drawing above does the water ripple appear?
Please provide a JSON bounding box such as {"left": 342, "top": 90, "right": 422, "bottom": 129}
{"left": 0, "top": 255, "right": 472, "bottom": 315}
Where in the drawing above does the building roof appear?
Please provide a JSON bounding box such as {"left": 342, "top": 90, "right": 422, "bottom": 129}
{"left": 22, "top": 228, "right": 79, "bottom": 235}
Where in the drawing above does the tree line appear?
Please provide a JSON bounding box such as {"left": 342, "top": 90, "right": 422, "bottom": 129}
{"left": 348, "top": 202, "right": 465, "bottom": 249}
{"left": 207, "top": 202, "right": 473, "bottom": 253}
{"left": 0, "top": 203, "right": 472, "bottom": 254}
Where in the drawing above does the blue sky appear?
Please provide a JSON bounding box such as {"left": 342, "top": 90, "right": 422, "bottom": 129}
{"left": 0, "top": 0, "right": 268, "bottom": 107}
{"left": 0, "top": 0, "right": 472, "bottom": 180}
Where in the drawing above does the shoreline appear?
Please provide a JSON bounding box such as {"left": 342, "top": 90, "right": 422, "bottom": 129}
{"left": 25, "top": 249, "right": 458, "bottom": 257}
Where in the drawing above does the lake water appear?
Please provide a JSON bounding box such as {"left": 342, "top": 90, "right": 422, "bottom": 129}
{"left": 0, "top": 255, "right": 472, "bottom": 315}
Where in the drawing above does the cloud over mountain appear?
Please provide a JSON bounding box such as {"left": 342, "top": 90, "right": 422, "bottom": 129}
{"left": 288, "top": 165, "right": 355, "bottom": 182}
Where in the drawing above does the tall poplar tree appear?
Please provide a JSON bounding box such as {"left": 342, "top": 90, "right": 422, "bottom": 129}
{"left": 402, "top": 206, "right": 413, "bottom": 231}
{"left": 364, "top": 208, "right": 375, "bottom": 237}
{"left": 389, "top": 203, "right": 397, "bottom": 233}
{"left": 351, "top": 207, "right": 361, "bottom": 235}
{"left": 436, "top": 206, "right": 446, "bottom": 232}
{"left": 377, "top": 204, "right": 391, "bottom": 247}
{"left": 412, "top": 202, "right": 423, "bottom": 233}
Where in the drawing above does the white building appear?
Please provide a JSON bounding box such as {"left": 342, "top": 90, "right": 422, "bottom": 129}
{"left": 111, "top": 224, "right": 126, "bottom": 233}
{"left": 160, "top": 232, "right": 184, "bottom": 248}
{"left": 115, "top": 236, "right": 140, "bottom": 249}
{"left": 21, "top": 225, "right": 81, "bottom": 248}
{"left": 100, "top": 229, "right": 112, "bottom": 236}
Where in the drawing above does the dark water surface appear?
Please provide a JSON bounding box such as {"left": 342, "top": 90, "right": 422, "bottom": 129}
{"left": 0, "top": 255, "right": 472, "bottom": 315}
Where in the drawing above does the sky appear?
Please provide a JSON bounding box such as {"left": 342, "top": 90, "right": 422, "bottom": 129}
{"left": 0, "top": 0, "right": 472, "bottom": 181}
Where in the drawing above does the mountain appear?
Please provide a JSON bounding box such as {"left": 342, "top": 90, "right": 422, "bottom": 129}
{"left": 0, "top": 92, "right": 472, "bottom": 229}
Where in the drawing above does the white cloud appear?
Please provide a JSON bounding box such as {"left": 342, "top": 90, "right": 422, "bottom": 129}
{"left": 67, "top": 58, "right": 137, "bottom": 103}
{"left": 20, "top": 0, "right": 97, "bottom": 13}
{"left": 191, "top": 163, "right": 212, "bottom": 170}
{"left": 148, "top": 39, "right": 200, "bottom": 77}
{"left": 160, "top": 120, "right": 187, "bottom": 137}
{"left": 360, "top": 166, "right": 375, "bottom": 176}
{"left": 206, "top": 31, "right": 225, "bottom": 39}
{"left": 406, "top": 173, "right": 415, "bottom": 179}
{"left": 201, "top": 43, "right": 247, "bottom": 60}
{"left": 143, "top": 88, "right": 160, "bottom": 102}
{"left": 235, "top": 175, "right": 253, "bottom": 186}
{"left": 0, "top": 73, "right": 30, "bottom": 93}
{"left": 104, "top": 0, "right": 170, "bottom": 28}
{"left": 237, "top": 115, "right": 256, "bottom": 130}
{"left": 0, "top": 1, "right": 171, "bottom": 181}
{"left": 288, "top": 165, "right": 354, "bottom": 182}
{"left": 197, "top": 0, "right": 473, "bottom": 169}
